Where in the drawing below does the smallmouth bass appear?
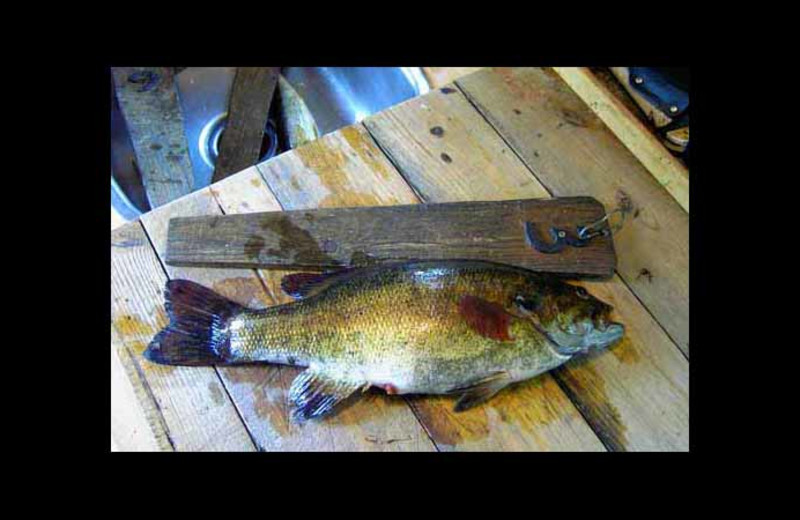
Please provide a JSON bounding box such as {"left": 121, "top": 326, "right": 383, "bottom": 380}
{"left": 144, "top": 260, "right": 624, "bottom": 421}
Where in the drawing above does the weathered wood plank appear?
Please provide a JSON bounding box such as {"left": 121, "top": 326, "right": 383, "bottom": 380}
{"left": 553, "top": 67, "right": 689, "bottom": 212}
{"left": 141, "top": 172, "right": 435, "bottom": 452}
{"left": 456, "top": 68, "right": 690, "bottom": 357}
{"left": 165, "top": 197, "right": 617, "bottom": 278}
{"left": 111, "top": 67, "right": 195, "bottom": 208}
{"left": 363, "top": 82, "right": 689, "bottom": 450}
{"left": 212, "top": 67, "right": 280, "bottom": 183}
{"left": 256, "top": 124, "right": 606, "bottom": 451}
{"left": 422, "top": 67, "right": 484, "bottom": 89}
{"left": 111, "top": 331, "right": 169, "bottom": 451}
{"left": 111, "top": 221, "right": 255, "bottom": 451}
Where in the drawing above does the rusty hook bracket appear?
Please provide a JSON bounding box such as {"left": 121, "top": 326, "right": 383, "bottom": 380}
{"left": 524, "top": 221, "right": 609, "bottom": 254}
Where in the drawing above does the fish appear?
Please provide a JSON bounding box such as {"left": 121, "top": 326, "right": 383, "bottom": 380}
{"left": 143, "top": 260, "right": 624, "bottom": 422}
{"left": 276, "top": 75, "right": 320, "bottom": 150}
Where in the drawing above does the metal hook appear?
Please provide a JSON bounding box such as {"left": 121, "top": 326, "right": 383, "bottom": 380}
{"left": 525, "top": 207, "right": 625, "bottom": 254}
{"left": 576, "top": 208, "right": 626, "bottom": 240}
{"left": 524, "top": 222, "right": 592, "bottom": 254}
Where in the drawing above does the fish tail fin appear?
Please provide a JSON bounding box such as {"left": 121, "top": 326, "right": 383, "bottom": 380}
{"left": 144, "top": 280, "right": 244, "bottom": 366}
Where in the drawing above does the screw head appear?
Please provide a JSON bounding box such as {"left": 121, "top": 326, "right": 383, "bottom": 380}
{"left": 557, "top": 231, "right": 566, "bottom": 238}
{"left": 633, "top": 76, "right": 644, "bottom": 85}
{"left": 669, "top": 105, "right": 679, "bottom": 114}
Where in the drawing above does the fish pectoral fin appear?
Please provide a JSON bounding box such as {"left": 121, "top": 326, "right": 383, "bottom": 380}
{"left": 288, "top": 367, "right": 367, "bottom": 423}
{"left": 449, "top": 371, "right": 511, "bottom": 412}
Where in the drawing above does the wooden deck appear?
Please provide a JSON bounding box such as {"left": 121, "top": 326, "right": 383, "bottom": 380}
{"left": 110, "top": 67, "right": 689, "bottom": 451}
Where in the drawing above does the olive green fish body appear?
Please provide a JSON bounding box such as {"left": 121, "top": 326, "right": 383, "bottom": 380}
{"left": 145, "top": 261, "right": 624, "bottom": 421}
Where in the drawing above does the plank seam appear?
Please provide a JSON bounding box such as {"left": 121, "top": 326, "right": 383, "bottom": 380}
{"left": 253, "top": 134, "right": 452, "bottom": 452}
{"left": 253, "top": 163, "right": 288, "bottom": 212}
{"left": 113, "top": 219, "right": 177, "bottom": 452}
{"left": 553, "top": 67, "right": 689, "bottom": 213}
{"left": 362, "top": 104, "right": 605, "bottom": 451}
{"left": 360, "top": 122, "right": 429, "bottom": 203}
{"left": 123, "top": 343, "right": 177, "bottom": 451}
{"left": 139, "top": 204, "right": 260, "bottom": 452}
{"left": 454, "top": 76, "right": 689, "bottom": 360}
{"left": 206, "top": 185, "right": 291, "bottom": 451}
{"left": 550, "top": 368, "right": 621, "bottom": 452}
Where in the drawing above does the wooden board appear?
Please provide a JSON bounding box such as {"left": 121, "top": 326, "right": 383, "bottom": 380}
{"left": 422, "top": 67, "right": 485, "bottom": 89}
{"left": 111, "top": 67, "right": 195, "bottom": 208}
{"left": 164, "top": 197, "right": 617, "bottom": 278}
{"left": 456, "top": 68, "right": 690, "bottom": 357}
{"left": 363, "top": 78, "right": 688, "bottom": 450}
{"left": 553, "top": 67, "right": 689, "bottom": 212}
{"left": 112, "top": 66, "right": 689, "bottom": 451}
{"left": 255, "top": 123, "right": 607, "bottom": 451}
{"left": 212, "top": 67, "right": 280, "bottom": 183}
{"left": 139, "top": 171, "right": 436, "bottom": 452}
{"left": 111, "top": 221, "right": 256, "bottom": 451}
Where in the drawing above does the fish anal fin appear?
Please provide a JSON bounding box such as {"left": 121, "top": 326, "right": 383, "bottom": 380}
{"left": 288, "top": 367, "right": 367, "bottom": 422}
{"left": 458, "top": 295, "right": 515, "bottom": 341}
{"left": 450, "top": 371, "right": 511, "bottom": 412}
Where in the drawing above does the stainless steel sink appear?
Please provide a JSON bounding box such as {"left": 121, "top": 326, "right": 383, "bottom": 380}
{"left": 111, "top": 67, "right": 429, "bottom": 219}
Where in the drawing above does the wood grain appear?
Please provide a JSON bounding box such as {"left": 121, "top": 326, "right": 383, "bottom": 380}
{"left": 255, "top": 124, "right": 606, "bottom": 451}
{"left": 165, "top": 197, "right": 617, "bottom": 278}
{"left": 553, "top": 67, "right": 689, "bottom": 212}
{"left": 456, "top": 68, "right": 690, "bottom": 357}
{"left": 111, "top": 221, "right": 255, "bottom": 451}
{"left": 212, "top": 67, "right": 280, "bottom": 183}
{"left": 111, "top": 67, "right": 195, "bottom": 208}
{"left": 422, "top": 68, "right": 485, "bottom": 89}
{"left": 140, "top": 172, "right": 435, "bottom": 452}
{"left": 363, "top": 81, "right": 689, "bottom": 450}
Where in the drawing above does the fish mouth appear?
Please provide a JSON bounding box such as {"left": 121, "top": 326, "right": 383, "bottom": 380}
{"left": 590, "top": 322, "right": 625, "bottom": 348}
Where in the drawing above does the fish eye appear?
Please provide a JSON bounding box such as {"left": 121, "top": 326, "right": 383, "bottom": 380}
{"left": 575, "top": 287, "right": 589, "bottom": 299}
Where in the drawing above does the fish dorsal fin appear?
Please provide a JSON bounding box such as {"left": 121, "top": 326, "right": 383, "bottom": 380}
{"left": 458, "top": 295, "right": 515, "bottom": 341}
{"left": 448, "top": 371, "right": 511, "bottom": 412}
{"left": 280, "top": 268, "right": 356, "bottom": 299}
{"left": 288, "top": 367, "right": 367, "bottom": 422}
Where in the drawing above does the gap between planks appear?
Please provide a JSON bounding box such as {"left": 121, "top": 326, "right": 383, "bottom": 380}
{"left": 451, "top": 80, "right": 688, "bottom": 364}
{"left": 552, "top": 67, "right": 689, "bottom": 213}
{"left": 117, "top": 216, "right": 259, "bottom": 451}
{"left": 360, "top": 77, "right": 687, "bottom": 450}
{"left": 453, "top": 69, "right": 689, "bottom": 359}
{"left": 253, "top": 125, "right": 608, "bottom": 452}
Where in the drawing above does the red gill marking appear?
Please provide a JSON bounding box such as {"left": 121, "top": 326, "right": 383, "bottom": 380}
{"left": 458, "top": 294, "right": 514, "bottom": 342}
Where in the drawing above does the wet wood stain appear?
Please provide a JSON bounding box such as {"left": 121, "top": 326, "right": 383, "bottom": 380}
{"left": 211, "top": 277, "right": 272, "bottom": 309}
{"left": 244, "top": 235, "right": 265, "bottom": 260}
{"left": 339, "top": 126, "right": 394, "bottom": 182}
{"left": 410, "top": 395, "right": 491, "bottom": 447}
{"left": 259, "top": 215, "right": 343, "bottom": 267}
{"left": 554, "top": 355, "right": 628, "bottom": 451}
{"left": 609, "top": 337, "right": 642, "bottom": 365}
{"left": 223, "top": 365, "right": 294, "bottom": 439}
{"left": 407, "top": 375, "right": 565, "bottom": 449}
{"left": 207, "top": 381, "right": 225, "bottom": 406}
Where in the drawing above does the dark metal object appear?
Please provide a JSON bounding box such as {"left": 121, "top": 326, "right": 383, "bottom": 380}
{"left": 525, "top": 208, "right": 625, "bottom": 254}
{"left": 627, "top": 67, "right": 689, "bottom": 117}
{"left": 524, "top": 222, "right": 595, "bottom": 254}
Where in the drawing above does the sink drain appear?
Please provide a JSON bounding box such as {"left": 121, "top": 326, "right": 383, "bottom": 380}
{"left": 198, "top": 114, "right": 279, "bottom": 169}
